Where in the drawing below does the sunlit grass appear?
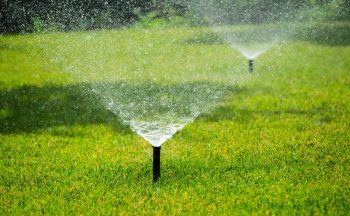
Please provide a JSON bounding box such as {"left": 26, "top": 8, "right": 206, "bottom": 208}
{"left": 0, "top": 23, "right": 349, "bottom": 215}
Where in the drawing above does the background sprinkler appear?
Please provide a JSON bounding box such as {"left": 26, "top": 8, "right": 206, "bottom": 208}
{"left": 249, "top": 59, "right": 254, "bottom": 73}
{"left": 153, "top": 146, "right": 161, "bottom": 182}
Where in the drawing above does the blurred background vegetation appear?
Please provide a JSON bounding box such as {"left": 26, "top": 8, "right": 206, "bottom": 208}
{"left": 1, "top": 0, "right": 349, "bottom": 34}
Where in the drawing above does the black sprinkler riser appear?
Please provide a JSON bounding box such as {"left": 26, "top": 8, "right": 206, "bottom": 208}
{"left": 153, "top": 146, "right": 161, "bottom": 182}
{"left": 249, "top": 59, "right": 254, "bottom": 73}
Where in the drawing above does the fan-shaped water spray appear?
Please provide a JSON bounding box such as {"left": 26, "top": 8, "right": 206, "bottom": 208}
{"left": 188, "top": 0, "right": 307, "bottom": 72}
{"left": 90, "top": 82, "right": 231, "bottom": 147}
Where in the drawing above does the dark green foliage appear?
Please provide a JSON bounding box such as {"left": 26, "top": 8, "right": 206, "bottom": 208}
{"left": 1, "top": 0, "right": 349, "bottom": 34}
{"left": 337, "top": 0, "right": 350, "bottom": 20}
{"left": 0, "top": 0, "right": 154, "bottom": 34}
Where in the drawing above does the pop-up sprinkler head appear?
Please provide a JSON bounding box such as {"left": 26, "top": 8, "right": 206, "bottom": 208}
{"left": 249, "top": 59, "right": 254, "bottom": 73}
{"left": 153, "top": 146, "right": 161, "bottom": 182}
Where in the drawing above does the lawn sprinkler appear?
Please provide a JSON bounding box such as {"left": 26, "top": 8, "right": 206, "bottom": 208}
{"left": 153, "top": 146, "right": 161, "bottom": 182}
{"left": 249, "top": 59, "right": 254, "bottom": 73}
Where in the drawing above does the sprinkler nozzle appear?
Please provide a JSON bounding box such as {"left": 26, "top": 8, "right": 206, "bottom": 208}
{"left": 249, "top": 59, "right": 254, "bottom": 73}
{"left": 153, "top": 146, "right": 161, "bottom": 182}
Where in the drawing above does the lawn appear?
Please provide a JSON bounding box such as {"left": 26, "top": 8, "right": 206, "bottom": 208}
{"left": 0, "top": 22, "right": 350, "bottom": 215}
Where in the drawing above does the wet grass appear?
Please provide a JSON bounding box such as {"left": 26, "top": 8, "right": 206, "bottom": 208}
{"left": 1, "top": 23, "right": 350, "bottom": 215}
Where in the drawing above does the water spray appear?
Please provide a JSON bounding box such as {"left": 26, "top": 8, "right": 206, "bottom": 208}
{"left": 248, "top": 59, "right": 254, "bottom": 73}
{"left": 153, "top": 146, "right": 161, "bottom": 182}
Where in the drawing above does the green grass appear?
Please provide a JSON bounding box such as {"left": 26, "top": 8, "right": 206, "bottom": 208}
{"left": 1, "top": 23, "right": 350, "bottom": 215}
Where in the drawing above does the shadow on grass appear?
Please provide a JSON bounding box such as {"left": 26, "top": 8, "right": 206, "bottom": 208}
{"left": 0, "top": 82, "right": 239, "bottom": 135}
{"left": 181, "top": 22, "right": 350, "bottom": 47}
{"left": 0, "top": 84, "right": 130, "bottom": 134}
{"left": 199, "top": 102, "right": 335, "bottom": 126}
{"left": 180, "top": 32, "right": 224, "bottom": 45}
{"left": 296, "top": 22, "right": 350, "bottom": 46}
